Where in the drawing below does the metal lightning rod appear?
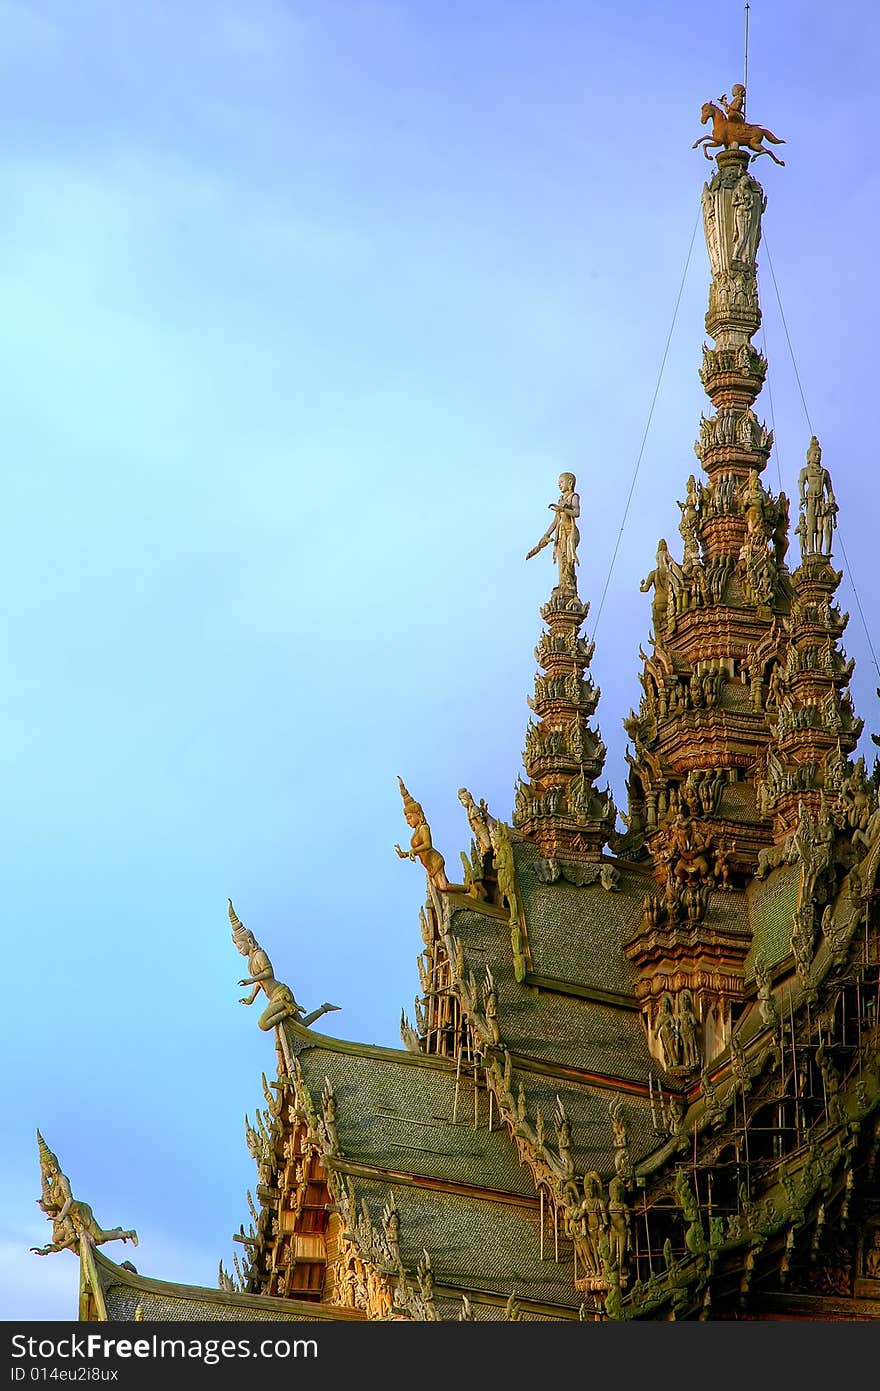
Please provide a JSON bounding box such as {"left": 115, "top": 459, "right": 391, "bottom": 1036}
{"left": 743, "top": 4, "right": 750, "bottom": 115}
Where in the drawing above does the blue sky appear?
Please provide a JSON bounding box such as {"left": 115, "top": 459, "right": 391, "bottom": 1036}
{"left": 1, "top": 0, "right": 878, "bottom": 1319}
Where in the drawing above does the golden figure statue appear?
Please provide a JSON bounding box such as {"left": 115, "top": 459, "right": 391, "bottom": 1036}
{"left": 693, "top": 93, "right": 785, "bottom": 165}
{"left": 229, "top": 901, "right": 339, "bottom": 1031}
{"left": 719, "top": 84, "right": 746, "bottom": 124}
{"left": 31, "top": 1132, "right": 137, "bottom": 1256}
{"left": 457, "top": 786, "right": 495, "bottom": 856}
{"left": 640, "top": 538, "right": 683, "bottom": 633}
{"left": 395, "top": 777, "right": 451, "bottom": 890}
{"left": 677, "top": 990, "right": 701, "bottom": 1070}
{"left": 526, "top": 472, "right": 580, "bottom": 592}
{"left": 738, "top": 468, "right": 769, "bottom": 541}
{"left": 657, "top": 993, "right": 680, "bottom": 1070}
{"left": 798, "top": 436, "right": 838, "bottom": 558}
{"left": 714, "top": 838, "right": 735, "bottom": 890}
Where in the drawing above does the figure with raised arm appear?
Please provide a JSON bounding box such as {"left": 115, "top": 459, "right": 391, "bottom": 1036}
{"left": 229, "top": 900, "right": 339, "bottom": 1030}
{"left": 31, "top": 1132, "right": 137, "bottom": 1256}
{"left": 395, "top": 777, "right": 451, "bottom": 891}
{"left": 526, "top": 473, "right": 581, "bottom": 592}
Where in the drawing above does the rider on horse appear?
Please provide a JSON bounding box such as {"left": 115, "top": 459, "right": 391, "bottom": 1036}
{"left": 719, "top": 83, "right": 746, "bottom": 124}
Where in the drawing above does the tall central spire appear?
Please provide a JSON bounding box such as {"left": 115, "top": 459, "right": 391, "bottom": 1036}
{"left": 697, "top": 147, "right": 777, "bottom": 567}
{"left": 623, "top": 84, "right": 860, "bottom": 875}
{"left": 620, "top": 90, "right": 871, "bottom": 1098}
{"left": 622, "top": 112, "right": 791, "bottom": 874}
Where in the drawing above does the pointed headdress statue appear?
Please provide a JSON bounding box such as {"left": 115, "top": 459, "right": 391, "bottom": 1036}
{"left": 32, "top": 1130, "right": 137, "bottom": 1256}
{"left": 395, "top": 776, "right": 451, "bottom": 890}
{"left": 228, "top": 896, "right": 254, "bottom": 954}
{"left": 397, "top": 775, "right": 423, "bottom": 820}
{"left": 36, "top": 1129, "right": 57, "bottom": 1173}
{"left": 228, "top": 899, "right": 340, "bottom": 1031}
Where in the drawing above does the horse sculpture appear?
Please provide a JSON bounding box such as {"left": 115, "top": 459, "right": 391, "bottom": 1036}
{"left": 693, "top": 101, "right": 786, "bottom": 166}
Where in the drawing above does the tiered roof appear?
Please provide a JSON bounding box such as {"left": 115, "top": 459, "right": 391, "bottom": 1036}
{"left": 39, "top": 86, "right": 880, "bottom": 1324}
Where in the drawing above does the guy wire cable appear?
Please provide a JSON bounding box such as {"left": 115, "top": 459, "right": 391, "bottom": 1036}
{"left": 591, "top": 209, "right": 700, "bottom": 642}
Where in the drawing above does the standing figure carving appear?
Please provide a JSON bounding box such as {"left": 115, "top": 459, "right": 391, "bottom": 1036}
{"left": 677, "top": 474, "right": 701, "bottom": 565}
{"left": 657, "top": 993, "right": 680, "bottom": 1070}
{"left": 677, "top": 990, "right": 701, "bottom": 1070}
{"left": 713, "top": 838, "right": 734, "bottom": 890}
{"left": 526, "top": 473, "right": 580, "bottom": 592}
{"left": 581, "top": 1172, "right": 608, "bottom": 1273}
{"left": 607, "top": 1176, "right": 630, "bottom": 1271}
{"left": 738, "top": 469, "right": 769, "bottom": 542}
{"left": 395, "top": 776, "right": 451, "bottom": 891}
{"left": 798, "top": 437, "right": 837, "bottom": 558}
{"left": 772, "top": 492, "right": 790, "bottom": 566}
{"left": 733, "top": 175, "right": 751, "bottom": 261}
{"left": 457, "top": 787, "right": 495, "bottom": 856}
{"left": 732, "top": 174, "right": 767, "bottom": 265}
{"left": 701, "top": 184, "right": 722, "bottom": 277}
{"left": 640, "top": 539, "right": 683, "bottom": 633}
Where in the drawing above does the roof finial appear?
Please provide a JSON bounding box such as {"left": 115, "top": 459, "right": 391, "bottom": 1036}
{"left": 31, "top": 1131, "right": 138, "bottom": 1257}
{"left": 525, "top": 472, "right": 580, "bottom": 593}
{"left": 796, "top": 436, "right": 838, "bottom": 560}
{"left": 397, "top": 775, "right": 421, "bottom": 820}
{"left": 739, "top": 4, "right": 750, "bottom": 118}
{"left": 516, "top": 475, "right": 614, "bottom": 862}
{"left": 693, "top": 95, "right": 784, "bottom": 165}
{"left": 228, "top": 900, "right": 340, "bottom": 1031}
{"left": 394, "top": 778, "right": 453, "bottom": 891}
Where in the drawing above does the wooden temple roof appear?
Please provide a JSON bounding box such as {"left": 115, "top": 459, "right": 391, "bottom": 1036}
{"left": 38, "top": 87, "right": 880, "bottom": 1325}
{"left": 81, "top": 1248, "right": 366, "bottom": 1323}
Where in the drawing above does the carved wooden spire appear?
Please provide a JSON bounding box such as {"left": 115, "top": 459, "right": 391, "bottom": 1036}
{"left": 623, "top": 133, "right": 793, "bottom": 876}
{"left": 621, "top": 109, "right": 793, "bottom": 1068}
{"left": 620, "top": 93, "right": 873, "bottom": 1080}
{"left": 756, "top": 438, "right": 861, "bottom": 837}
{"left": 515, "top": 473, "right": 615, "bottom": 862}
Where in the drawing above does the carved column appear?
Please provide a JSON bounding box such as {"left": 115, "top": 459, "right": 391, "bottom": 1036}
{"left": 514, "top": 584, "right": 615, "bottom": 862}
